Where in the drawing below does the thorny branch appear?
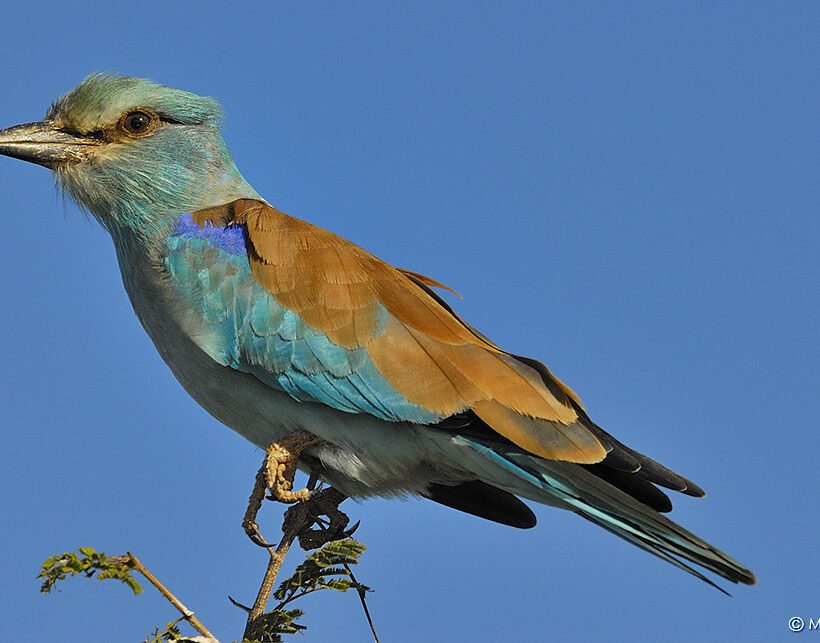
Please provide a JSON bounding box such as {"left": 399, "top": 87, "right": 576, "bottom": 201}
{"left": 124, "top": 552, "right": 218, "bottom": 641}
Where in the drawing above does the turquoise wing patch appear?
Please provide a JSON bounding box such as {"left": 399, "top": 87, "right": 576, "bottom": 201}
{"left": 164, "top": 215, "right": 439, "bottom": 424}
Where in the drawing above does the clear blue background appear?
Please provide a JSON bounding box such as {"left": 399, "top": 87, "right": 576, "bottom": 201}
{"left": 1, "top": 2, "right": 817, "bottom": 641}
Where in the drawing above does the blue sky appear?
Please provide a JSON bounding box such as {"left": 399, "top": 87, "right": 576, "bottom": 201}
{"left": 0, "top": 2, "right": 817, "bottom": 641}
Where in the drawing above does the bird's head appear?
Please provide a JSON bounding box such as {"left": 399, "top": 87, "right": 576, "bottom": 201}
{"left": 0, "top": 74, "right": 256, "bottom": 239}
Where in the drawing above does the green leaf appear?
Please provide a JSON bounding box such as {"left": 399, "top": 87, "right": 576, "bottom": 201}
{"left": 318, "top": 578, "right": 353, "bottom": 592}
{"left": 143, "top": 620, "right": 184, "bottom": 643}
{"left": 255, "top": 538, "right": 372, "bottom": 640}
{"left": 272, "top": 538, "right": 367, "bottom": 604}
{"left": 38, "top": 548, "right": 142, "bottom": 596}
{"left": 245, "top": 608, "right": 306, "bottom": 642}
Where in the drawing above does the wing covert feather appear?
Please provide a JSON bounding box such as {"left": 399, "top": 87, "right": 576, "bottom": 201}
{"left": 191, "top": 199, "right": 606, "bottom": 464}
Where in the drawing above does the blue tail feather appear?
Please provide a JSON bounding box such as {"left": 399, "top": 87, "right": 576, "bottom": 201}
{"left": 454, "top": 437, "right": 755, "bottom": 590}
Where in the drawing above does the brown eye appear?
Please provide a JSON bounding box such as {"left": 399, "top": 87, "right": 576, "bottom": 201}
{"left": 120, "top": 110, "right": 156, "bottom": 136}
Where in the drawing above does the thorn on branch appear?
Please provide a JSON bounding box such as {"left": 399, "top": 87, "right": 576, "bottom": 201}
{"left": 228, "top": 595, "right": 252, "bottom": 613}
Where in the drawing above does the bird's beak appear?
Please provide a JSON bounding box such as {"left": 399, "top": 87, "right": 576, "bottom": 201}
{"left": 0, "top": 120, "right": 100, "bottom": 168}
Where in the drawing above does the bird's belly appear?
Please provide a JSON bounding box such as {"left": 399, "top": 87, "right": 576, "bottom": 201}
{"left": 115, "top": 246, "right": 467, "bottom": 497}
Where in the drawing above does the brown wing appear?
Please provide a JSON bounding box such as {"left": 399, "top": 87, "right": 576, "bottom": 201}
{"left": 192, "top": 198, "right": 607, "bottom": 464}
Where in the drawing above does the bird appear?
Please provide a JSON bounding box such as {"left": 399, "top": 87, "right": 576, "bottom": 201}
{"left": 0, "top": 74, "right": 754, "bottom": 591}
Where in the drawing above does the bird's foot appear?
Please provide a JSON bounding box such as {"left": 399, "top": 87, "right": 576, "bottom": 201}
{"left": 284, "top": 487, "right": 356, "bottom": 550}
{"left": 263, "top": 433, "right": 324, "bottom": 503}
{"left": 242, "top": 432, "right": 324, "bottom": 547}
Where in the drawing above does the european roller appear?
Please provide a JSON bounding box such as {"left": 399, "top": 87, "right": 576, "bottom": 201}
{"left": 0, "top": 74, "right": 755, "bottom": 590}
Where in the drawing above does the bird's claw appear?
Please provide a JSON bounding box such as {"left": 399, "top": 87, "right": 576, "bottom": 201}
{"left": 282, "top": 487, "right": 352, "bottom": 550}
{"left": 242, "top": 519, "right": 273, "bottom": 549}
{"left": 343, "top": 519, "right": 361, "bottom": 538}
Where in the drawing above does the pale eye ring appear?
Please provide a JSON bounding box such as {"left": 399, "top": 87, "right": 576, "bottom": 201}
{"left": 120, "top": 110, "right": 158, "bottom": 136}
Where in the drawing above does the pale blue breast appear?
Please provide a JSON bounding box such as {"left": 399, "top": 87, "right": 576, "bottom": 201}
{"left": 163, "top": 214, "right": 440, "bottom": 424}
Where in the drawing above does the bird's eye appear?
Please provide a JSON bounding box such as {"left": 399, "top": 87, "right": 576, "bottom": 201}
{"left": 120, "top": 110, "right": 157, "bottom": 136}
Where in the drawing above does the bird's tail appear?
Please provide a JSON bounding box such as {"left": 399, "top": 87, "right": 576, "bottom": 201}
{"left": 453, "top": 437, "right": 756, "bottom": 592}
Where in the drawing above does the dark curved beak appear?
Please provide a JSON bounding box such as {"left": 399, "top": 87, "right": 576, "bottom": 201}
{"left": 0, "top": 121, "right": 100, "bottom": 168}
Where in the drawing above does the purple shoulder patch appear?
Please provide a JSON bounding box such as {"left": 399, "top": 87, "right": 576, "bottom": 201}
{"left": 172, "top": 213, "right": 248, "bottom": 255}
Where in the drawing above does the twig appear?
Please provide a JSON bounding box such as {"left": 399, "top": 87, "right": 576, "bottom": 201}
{"left": 242, "top": 484, "right": 318, "bottom": 639}
{"left": 124, "top": 552, "right": 217, "bottom": 642}
{"left": 345, "top": 563, "right": 380, "bottom": 643}
{"left": 244, "top": 512, "right": 304, "bottom": 625}
{"left": 240, "top": 452, "right": 370, "bottom": 641}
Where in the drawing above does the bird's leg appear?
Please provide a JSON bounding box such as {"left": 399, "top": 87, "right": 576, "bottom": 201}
{"left": 242, "top": 431, "right": 324, "bottom": 547}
